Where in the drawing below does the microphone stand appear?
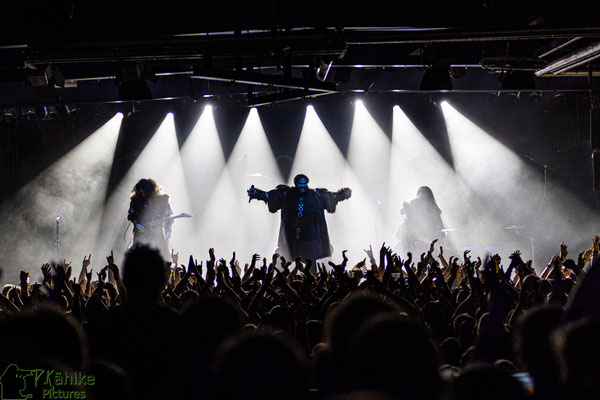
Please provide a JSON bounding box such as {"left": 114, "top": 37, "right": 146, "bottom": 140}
{"left": 55, "top": 215, "right": 61, "bottom": 259}
{"left": 522, "top": 154, "right": 555, "bottom": 221}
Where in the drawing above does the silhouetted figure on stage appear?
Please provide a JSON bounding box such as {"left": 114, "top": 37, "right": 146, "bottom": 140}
{"left": 397, "top": 186, "right": 445, "bottom": 253}
{"left": 127, "top": 178, "right": 173, "bottom": 258}
{"left": 247, "top": 174, "right": 351, "bottom": 261}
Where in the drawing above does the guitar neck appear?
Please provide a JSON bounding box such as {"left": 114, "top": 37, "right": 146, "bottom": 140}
{"left": 146, "top": 214, "right": 189, "bottom": 227}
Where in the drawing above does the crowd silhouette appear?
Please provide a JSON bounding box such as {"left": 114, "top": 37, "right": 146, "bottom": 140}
{"left": 1, "top": 236, "right": 600, "bottom": 400}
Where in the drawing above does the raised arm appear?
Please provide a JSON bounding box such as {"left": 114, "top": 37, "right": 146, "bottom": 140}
{"left": 334, "top": 187, "right": 352, "bottom": 202}
{"left": 247, "top": 185, "right": 269, "bottom": 202}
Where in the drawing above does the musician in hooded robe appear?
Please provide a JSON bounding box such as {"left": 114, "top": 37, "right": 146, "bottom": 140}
{"left": 127, "top": 178, "right": 173, "bottom": 258}
{"left": 397, "top": 186, "right": 445, "bottom": 254}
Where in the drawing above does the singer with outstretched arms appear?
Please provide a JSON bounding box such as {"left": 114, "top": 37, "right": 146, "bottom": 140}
{"left": 247, "top": 174, "right": 352, "bottom": 261}
{"left": 127, "top": 178, "right": 173, "bottom": 258}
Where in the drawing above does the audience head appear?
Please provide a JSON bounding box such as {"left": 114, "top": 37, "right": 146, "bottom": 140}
{"left": 122, "top": 245, "right": 167, "bottom": 304}
{"left": 350, "top": 313, "right": 441, "bottom": 400}
{"left": 214, "top": 333, "right": 307, "bottom": 400}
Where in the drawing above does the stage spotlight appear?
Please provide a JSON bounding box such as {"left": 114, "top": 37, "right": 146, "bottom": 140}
{"left": 316, "top": 59, "right": 333, "bottom": 82}
{"left": 26, "top": 64, "right": 64, "bottom": 88}
{"left": 205, "top": 104, "right": 213, "bottom": 111}
{"left": 23, "top": 107, "right": 37, "bottom": 120}
{"left": 117, "top": 64, "right": 154, "bottom": 101}
{"left": 420, "top": 68, "right": 453, "bottom": 91}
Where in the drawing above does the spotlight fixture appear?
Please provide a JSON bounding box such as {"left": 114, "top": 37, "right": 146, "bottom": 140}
{"left": 420, "top": 68, "right": 453, "bottom": 91}
{"left": 117, "top": 64, "right": 155, "bottom": 101}
{"left": 23, "top": 107, "right": 37, "bottom": 120}
{"left": 43, "top": 106, "right": 58, "bottom": 119}
{"left": 3, "top": 109, "right": 16, "bottom": 119}
{"left": 25, "top": 64, "right": 64, "bottom": 88}
{"left": 315, "top": 59, "right": 333, "bottom": 82}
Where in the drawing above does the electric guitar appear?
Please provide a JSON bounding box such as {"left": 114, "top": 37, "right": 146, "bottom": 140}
{"left": 135, "top": 212, "right": 192, "bottom": 232}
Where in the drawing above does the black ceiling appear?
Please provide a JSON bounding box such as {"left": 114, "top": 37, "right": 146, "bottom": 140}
{"left": 2, "top": 1, "right": 600, "bottom": 108}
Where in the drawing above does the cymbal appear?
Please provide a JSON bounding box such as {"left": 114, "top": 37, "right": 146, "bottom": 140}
{"left": 504, "top": 225, "right": 526, "bottom": 230}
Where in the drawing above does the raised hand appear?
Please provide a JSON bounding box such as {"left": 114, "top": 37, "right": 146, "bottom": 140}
{"left": 54, "top": 263, "right": 67, "bottom": 283}
{"left": 355, "top": 258, "right": 367, "bottom": 271}
{"left": 171, "top": 249, "right": 179, "bottom": 265}
{"left": 98, "top": 266, "right": 108, "bottom": 283}
{"left": 279, "top": 255, "right": 291, "bottom": 270}
{"left": 83, "top": 254, "right": 92, "bottom": 269}
{"left": 209, "top": 248, "right": 216, "bottom": 263}
{"left": 328, "top": 261, "right": 345, "bottom": 276}
{"left": 250, "top": 253, "right": 260, "bottom": 269}
{"left": 379, "top": 242, "right": 388, "bottom": 259}
{"left": 247, "top": 185, "right": 268, "bottom": 202}
{"left": 475, "top": 257, "right": 482, "bottom": 270}
{"left": 342, "top": 250, "right": 349, "bottom": 268}
{"left": 65, "top": 264, "right": 72, "bottom": 282}
{"left": 364, "top": 245, "right": 376, "bottom": 264}
{"left": 428, "top": 239, "right": 438, "bottom": 255}
{"left": 263, "top": 262, "right": 275, "bottom": 286}
{"left": 20, "top": 270, "right": 29, "bottom": 285}
{"left": 560, "top": 242, "right": 568, "bottom": 261}
{"left": 108, "top": 262, "right": 120, "bottom": 280}
{"left": 41, "top": 263, "right": 52, "bottom": 285}
{"left": 582, "top": 248, "right": 594, "bottom": 265}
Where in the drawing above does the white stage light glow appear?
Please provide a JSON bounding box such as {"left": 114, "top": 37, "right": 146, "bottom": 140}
{"left": 291, "top": 105, "right": 371, "bottom": 263}
{"left": 0, "top": 113, "right": 123, "bottom": 283}
{"left": 209, "top": 107, "right": 283, "bottom": 263}
{"left": 99, "top": 113, "right": 193, "bottom": 262}
{"left": 388, "top": 105, "right": 466, "bottom": 253}
{"left": 345, "top": 100, "right": 392, "bottom": 247}
{"left": 441, "top": 101, "right": 600, "bottom": 266}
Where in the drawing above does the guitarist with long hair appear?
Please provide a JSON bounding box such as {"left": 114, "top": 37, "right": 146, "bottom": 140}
{"left": 127, "top": 178, "right": 173, "bottom": 257}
